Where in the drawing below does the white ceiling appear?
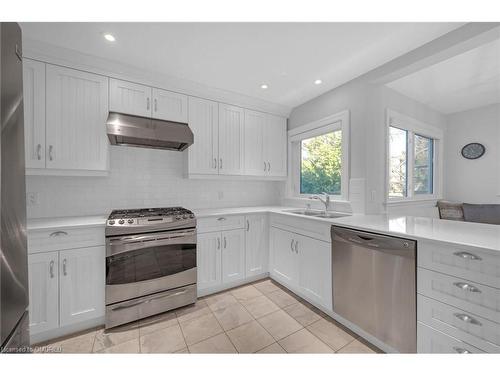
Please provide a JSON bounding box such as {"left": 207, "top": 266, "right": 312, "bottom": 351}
{"left": 20, "top": 22, "right": 462, "bottom": 108}
{"left": 387, "top": 38, "right": 500, "bottom": 114}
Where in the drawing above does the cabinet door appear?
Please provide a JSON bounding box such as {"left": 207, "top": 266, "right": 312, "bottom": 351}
{"left": 245, "top": 214, "right": 269, "bottom": 277}
{"left": 152, "top": 88, "right": 188, "bottom": 123}
{"left": 296, "top": 235, "right": 332, "bottom": 310}
{"left": 59, "top": 246, "right": 105, "bottom": 327}
{"left": 23, "top": 59, "right": 46, "bottom": 169}
{"left": 46, "top": 65, "right": 109, "bottom": 171}
{"left": 221, "top": 229, "right": 246, "bottom": 283}
{"left": 218, "top": 103, "right": 244, "bottom": 175}
{"left": 109, "top": 78, "right": 152, "bottom": 117}
{"left": 28, "top": 252, "right": 59, "bottom": 335}
{"left": 197, "top": 232, "right": 222, "bottom": 290}
{"left": 243, "top": 109, "right": 265, "bottom": 176}
{"left": 188, "top": 97, "right": 219, "bottom": 175}
{"left": 264, "top": 114, "right": 287, "bottom": 177}
{"left": 269, "top": 227, "right": 297, "bottom": 288}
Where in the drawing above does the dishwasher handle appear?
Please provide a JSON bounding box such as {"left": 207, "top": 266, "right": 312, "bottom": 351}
{"left": 332, "top": 226, "right": 416, "bottom": 257}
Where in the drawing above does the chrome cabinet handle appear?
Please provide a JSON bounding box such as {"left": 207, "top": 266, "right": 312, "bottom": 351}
{"left": 147, "top": 97, "right": 150, "bottom": 110}
{"left": 50, "top": 230, "right": 68, "bottom": 237}
{"left": 246, "top": 219, "right": 250, "bottom": 231}
{"left": 62, "top": 259, "right": 67, "bottom": 276}
{"left": 453, "top": 251, "right": 482, "bottom": 261}
{"left": 37, "top": 144, "right": 42, "bottom": 160}
{"left": 290, "top": 239, "right": 295, "bottom": 252}
{"left": 217, "top": 237, "right": 221, "bottom": 249}
{"left": 453, "top": 313, "right": 482, "bottom": 326}
{"left": 295, "top": 241, "right": 298, "bottom": 253}
{"left": 219, "top": 158, "right": 222, "bottom": 169}
{"left": 49, "top": 260, "right": 55, "bottom": 279}
{"left": 217, "top": 217, "right": 226, "bottom": 221}
{"left": 264, "top": 162, "right": 267, "bottom": 172}
{"left": 213, "top": 158, "right": 217, "bottom": 169}
{"left": 453, "top": 282, "right": 481, "bottom": 293}
{"left": 48, "top": 145, "right": 53, "bottom": 161}
{"left": 268, "top": 162, "right": 271, "bottom": 172}
{"left": 154, "top": 98, "right": 157, "bottom": 112}
{"left": 224, "top": 237, "right": 227, "bottom": 249}
{"left": 453, "top": 347, "right": 472, "bottom": 354}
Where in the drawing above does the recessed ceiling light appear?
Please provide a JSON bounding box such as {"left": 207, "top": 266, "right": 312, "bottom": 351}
{"left": 260, "top": 84, "right": 268, "bottom": 89}
{"left": 314, "top": 79, "right": 322, "bottom": 85}
{"left": 103, "top": 33, "right": 116, "bottom": 42}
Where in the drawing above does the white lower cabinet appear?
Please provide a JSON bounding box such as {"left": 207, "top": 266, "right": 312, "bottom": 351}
{"left": 245, "top": 214, "right": 269, "bottom": 277}
{"left": 59, "top": 246, "right": 105, "bottom": 327}
{"left": 221, "top": 229, "right": 246, "bottom": 283}
{"left": 197, "top": 232, "right": 222, "bottom": 291}
{"left": 28, "top": 252, "right": 59, "bottom": 335}
{"left": 269, "top": 226, "right": 332, "bottom": 310}
{"left": 27, "top": 228, "right": 105, "bottom": 342}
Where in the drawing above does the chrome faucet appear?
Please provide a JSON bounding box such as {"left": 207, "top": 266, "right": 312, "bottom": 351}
{"left": 310, "top": 192, "right": 330, "bottom": 214}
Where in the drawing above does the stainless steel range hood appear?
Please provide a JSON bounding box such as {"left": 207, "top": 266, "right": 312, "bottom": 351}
{"left": 106, "top": 112, "right": 194, "bottom": 151}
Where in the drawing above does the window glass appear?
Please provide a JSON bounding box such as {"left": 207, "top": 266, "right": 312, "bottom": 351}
{"left": 414, "top": 134, "right": 434, "bottom": 195}
{"left": 389, "top": 126, "right": 408, "bottom": 198}
{"left": 300, "top": 130, "right": 342, "bottom": 195}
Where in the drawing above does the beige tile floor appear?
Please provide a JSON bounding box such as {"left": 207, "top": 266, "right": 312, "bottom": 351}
{"left": 33, "top": 278, "right": 380, "bottom": 354}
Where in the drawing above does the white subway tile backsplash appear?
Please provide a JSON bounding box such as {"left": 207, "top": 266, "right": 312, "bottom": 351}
{"left": 27, "top": 146, "right": 283, "bottom": 218}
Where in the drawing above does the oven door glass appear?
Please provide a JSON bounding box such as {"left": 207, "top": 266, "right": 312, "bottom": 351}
{"left": 106, "top": 240, "right": 196, "bottom": 285}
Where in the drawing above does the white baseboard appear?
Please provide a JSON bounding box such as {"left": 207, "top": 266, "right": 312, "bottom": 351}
{"left": 30, "top": 316, "right": 104, "bottom": 345}
{"left": 197, "top": 273, "right": 269, "bottom": 297}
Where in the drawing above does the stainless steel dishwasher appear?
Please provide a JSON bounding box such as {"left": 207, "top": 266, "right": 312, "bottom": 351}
{"left": 331, "top": 226, "right": 416, "bottom": 353}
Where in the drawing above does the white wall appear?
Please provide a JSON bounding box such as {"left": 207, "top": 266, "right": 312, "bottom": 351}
{"left": 444, "top": 103, "right": 500, "bottom": 204}
{"left": 26, "top": 146, "right": 283, "bottom": 218}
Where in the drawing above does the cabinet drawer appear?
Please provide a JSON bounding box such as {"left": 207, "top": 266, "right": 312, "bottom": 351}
{"left": 197, "top": 215, "right": 245, "bottom": 233}
{"left": 28, "top": 227, "right": 105, "bottom": 254}
{"left": 418, "top": 294, "right": 500, "bottom": 353}
{"left": 270, "top": 213, "right": 331, "bottom": 242}
{"left": 418, "top": 240, "right": 500, "bottom": 288}
{"left": 417, "top": 322, "right": 485, "bottom": 353}
{"left": 418, "top": 268, "right": 500, "bottom": 323}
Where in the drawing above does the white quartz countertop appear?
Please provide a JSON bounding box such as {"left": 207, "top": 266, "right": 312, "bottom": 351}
{"left": 27, "top": 206, "right": 500, "bottom": 251}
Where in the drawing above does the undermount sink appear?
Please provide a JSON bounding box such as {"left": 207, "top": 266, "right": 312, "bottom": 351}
{"left": 284, "top": 209, "right": 350, "bottom": 219}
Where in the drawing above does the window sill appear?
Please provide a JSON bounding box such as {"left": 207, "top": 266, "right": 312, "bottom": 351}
{"left": 384, "top": 197, "right": 440, "bottom": 207}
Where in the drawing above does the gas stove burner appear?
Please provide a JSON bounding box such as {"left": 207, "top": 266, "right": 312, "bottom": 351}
{"left": 106, "top": 206, "right": 196, "bottom": 236}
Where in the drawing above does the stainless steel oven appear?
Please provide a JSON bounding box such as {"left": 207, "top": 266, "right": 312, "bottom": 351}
{"left": 105, "top": 210, "right": 197, "bottom": 329}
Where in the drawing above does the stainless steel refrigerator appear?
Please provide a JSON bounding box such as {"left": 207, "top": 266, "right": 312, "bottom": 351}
{"left": 0, "top": 22, "right": 30, "bottom": 352}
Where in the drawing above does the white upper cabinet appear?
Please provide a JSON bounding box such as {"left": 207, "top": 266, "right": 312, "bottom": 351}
{"left": 188, "top": 97, "right": 219, "bottom": 175}
{"left": 152, "top": 88, "right": 188, "bottom": 123}
{"left": 244, "top": 109, "right": 266, "bottom": 176}
{"left": 264, "top": 114, "right": 287, "bottom": 177}
{"left": 221, "top": 229, "right": 246, "bottom": 284}
{"left": 46, "top": 65, "right": 109, "bottom": 171}
{"left": 28, "top": 252, "right": 59, "bottom": 335}
{"left": 59, "top": 246, "right": 105, "bottom": 327}
{"left": 218, "top": 103, "right": 245, "bottom": 175}
{"left": 245, "top": 214, "right": 269, "bottom": 277}
{"left": 23, "top": 59, "right": 46, "bottom": 169}
{"left": 109, "top": 79, "right": 152, "bottom": 117}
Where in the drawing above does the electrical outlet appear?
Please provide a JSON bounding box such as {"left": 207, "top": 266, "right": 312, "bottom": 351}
{"left": 27, "top": 192, "right": 39, "bottom": 206}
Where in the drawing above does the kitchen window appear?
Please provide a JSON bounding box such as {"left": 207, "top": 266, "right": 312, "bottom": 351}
{"left": 387, "top": 110, "right": 442, "bottom": 202}
{"left": 288, "top": 110, "right": 349, "bottom": 201}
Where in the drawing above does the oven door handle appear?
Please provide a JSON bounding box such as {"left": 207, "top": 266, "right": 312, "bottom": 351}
{"left": 108, "top": 229, "right": 196, "bottom": 245}
{"left": 110, "top": 289, "right": 189, "bottom": 311}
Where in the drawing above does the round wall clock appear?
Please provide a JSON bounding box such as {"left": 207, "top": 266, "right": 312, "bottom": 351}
{"left": 461, "top": 143, "right": 485, "bottom": 160}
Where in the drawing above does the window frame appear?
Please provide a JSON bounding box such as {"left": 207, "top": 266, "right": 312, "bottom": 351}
{"left": 287, "top": 110, "right": 350, "bottom": 202}
{"left": 386, "top": 109, "right": 443, "bottom": 204}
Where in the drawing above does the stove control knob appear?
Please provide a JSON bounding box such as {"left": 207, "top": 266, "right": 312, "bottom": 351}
{"left": 190, "top": 214, "right": 195, "bottom": 218}
{"left": 118, "top": 219, "right": 125, "bottom": 224}
{"left": 127, "top": 219, "right": 134, "bottom": 224}
{"left": 109, "top": 220, "right": 115, "bottom": 225}
{"left": 182, "top": 215, "right": 188, "bottom": 219}
{"left": 175, "top": 216, "right": 181, "bottom": 220}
